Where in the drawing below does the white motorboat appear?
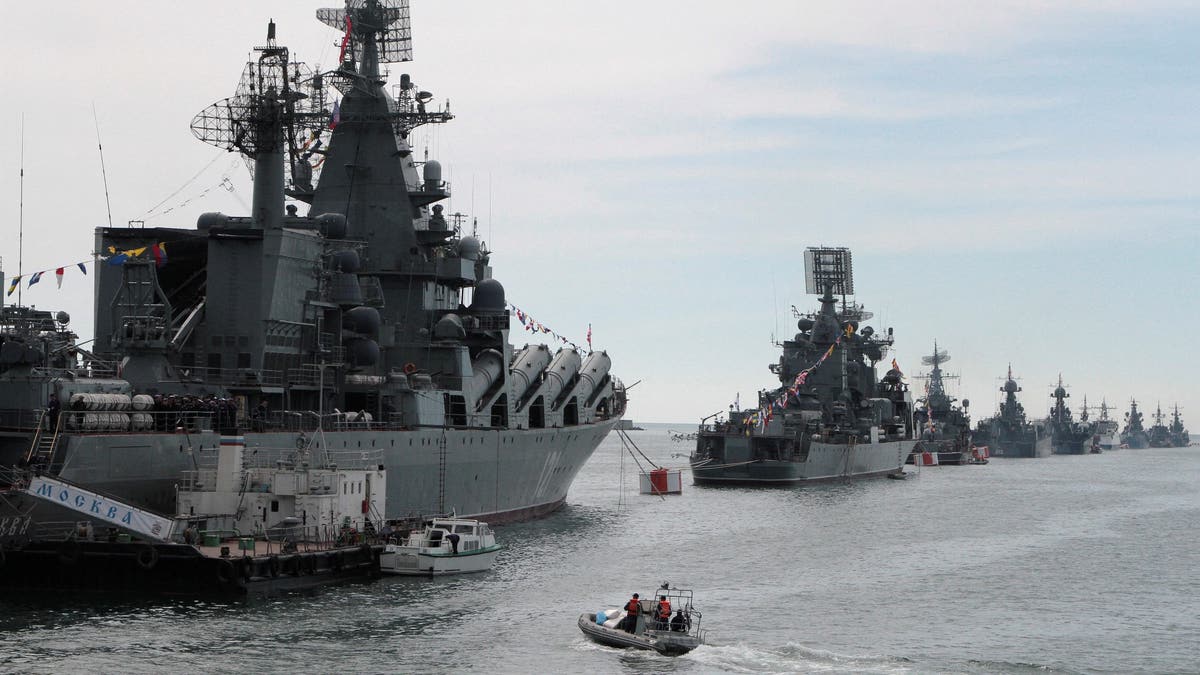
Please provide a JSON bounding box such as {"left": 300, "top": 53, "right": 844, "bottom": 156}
{"left": 380, "top": 517, "right": 502, "bottom": 576}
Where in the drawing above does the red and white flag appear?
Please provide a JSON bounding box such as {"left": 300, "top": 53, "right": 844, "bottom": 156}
{"left": 55, "top": 267, "right": 64, "bottom": 289}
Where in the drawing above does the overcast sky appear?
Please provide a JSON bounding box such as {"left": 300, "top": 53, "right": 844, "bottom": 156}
{"left": 2, "top": 1, "right": 1197, "bottom": 425}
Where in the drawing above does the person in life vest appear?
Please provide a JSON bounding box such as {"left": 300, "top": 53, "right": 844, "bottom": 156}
{"left": 622, "top": 593, "right": 640, "bottom": 633}
{"left": 656, "top": 595, "right": 672, "bottom": 630}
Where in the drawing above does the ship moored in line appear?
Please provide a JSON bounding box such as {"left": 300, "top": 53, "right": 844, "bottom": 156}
{"left": 974, "top": 365, "right": 1052, "bottom": 458}
{"left": 909, "top": 342, "right": 973, "bottom": 466}
{"left": 690, "top": 248, "right": 913, "bottom": 485}
{"left": 1121, "top": 399, "right": 1150, "bottom": 449}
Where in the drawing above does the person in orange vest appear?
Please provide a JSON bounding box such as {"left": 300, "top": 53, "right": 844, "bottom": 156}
{"left": 622, "top": 593, "right": 640, "bottom": 633}
{"left": 656, "top": 595, "right": 672, "bottom": 630}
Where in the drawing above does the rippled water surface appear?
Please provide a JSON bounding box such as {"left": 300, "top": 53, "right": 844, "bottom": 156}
{"left": 2, "top": 423, "right": 1198, "bottom": 674}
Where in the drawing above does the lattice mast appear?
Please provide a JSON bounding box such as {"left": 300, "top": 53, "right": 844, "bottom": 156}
{"left": 917, "top": 341, "right": 955, "bottom": 401}
{"left": 190, "top": 21, "right": 299, "bottom": 229}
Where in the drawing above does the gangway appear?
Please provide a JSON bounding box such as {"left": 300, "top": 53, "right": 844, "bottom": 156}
{"left": 9, "top": 471, "right": 179, "bottom": 542}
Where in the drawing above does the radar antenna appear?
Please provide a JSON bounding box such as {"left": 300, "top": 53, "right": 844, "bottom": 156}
{"left": 190, "top": 21, "right": 301, "bottom": 158}
{"left": 318, "top": 0, "right": 412, "bottom": 66}
{"left": 921, "top": 348, "right": 951, "bottom": 367}
{"left": 803, "top": 247, "right": 854, "bottom": 296}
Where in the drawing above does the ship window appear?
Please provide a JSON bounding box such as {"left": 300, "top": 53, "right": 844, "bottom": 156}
{"left": 239, "top": 336, "right": 249, "bottom": 347}
{"left": 208, "top": 353, "right": 221, "bottom": 370}
{"left": 271, "top": 500, "right": 279, "bottom": 512}
{"left": 210, "top": 335, "right": 222, "bottom": 347}
{"left": 224, "top": 336, "right": 236, "bottom": 347}
{"left": 237, "top": 353, "right": 251, "bottom": 369}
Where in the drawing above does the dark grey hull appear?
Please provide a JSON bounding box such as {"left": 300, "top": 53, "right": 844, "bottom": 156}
{"left": 987, "top": 436, "right": 1052, "bottom": 458}
{"left": 1121, "top": 432, "right": 1150, "bottom": 449}
{"left": 7, "top": 420, "right": 620, "bottom": 525}
{"left": 0, "top": 540, "right": 379, "bottom": 597}
{"left": 690, "top": 440, "right": 911, "bottom": 486}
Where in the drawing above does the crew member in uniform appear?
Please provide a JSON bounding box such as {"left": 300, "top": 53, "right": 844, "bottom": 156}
{"left": 622, "top": 593, "right": 640, "bottom": 633}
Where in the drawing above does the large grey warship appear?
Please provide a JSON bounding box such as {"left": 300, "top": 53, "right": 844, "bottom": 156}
{"left": 689, "top": 248, "right": 914, "bottom": 485}
{"left": 974, "top": 365, "right": 1051, "bottom": 458}
{"left": 0, "top": 1, "right": 625, "bottom": 525}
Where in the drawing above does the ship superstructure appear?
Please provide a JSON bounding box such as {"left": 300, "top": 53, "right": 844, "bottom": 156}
{"left": 974, "top": 365, "right": 1051, "bottom": 458}
{"left": 0, "top": 1, "right": 624, "bottom": 525}
{"left": 689, "top": 248, "right": 913, "bottom": 484}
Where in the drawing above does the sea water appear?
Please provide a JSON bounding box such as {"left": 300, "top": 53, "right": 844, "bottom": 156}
{"left": 1, "top": 422, "right": 1197, "bottom": 674}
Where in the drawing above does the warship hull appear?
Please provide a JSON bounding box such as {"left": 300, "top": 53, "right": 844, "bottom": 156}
{"left": 2, "top": 421, "right": 619, "bottom": 524}
{"left": 1051, "top": 435, "right": 1091, "bottom": 455}
{"left": 906, "top": 440, "right": 968, "bottom": 466}
{"left": 690, "top": 439, "right": 910, "bottom": 485}
{"left": 1121, "top": 432, "right": 1149, "bottom": 449}
{"left": 987, "top": 435, "right": 1052, "bottom": 459}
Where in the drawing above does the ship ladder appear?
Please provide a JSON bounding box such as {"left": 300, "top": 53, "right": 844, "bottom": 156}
{"left": 24, "top": 411, "right": 64, "bottom": 469}
{"left": 843, "top": 437, "right": 857, "bottom": 477}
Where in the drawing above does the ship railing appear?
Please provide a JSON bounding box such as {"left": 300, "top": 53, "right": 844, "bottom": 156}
{"left": 59, "top": 409, "right": 224, "bottom": 434}
{"left": 0, "top": 408, "right": 50, "bottom": 431}
{"left": 194, "top": 520, "right": 382, "bottom": 554}
{"left": 28, "top": 520, "right": 90, "bottom": 541}
{"left": 30, "top": 364, "right": 120, "bottom": 379}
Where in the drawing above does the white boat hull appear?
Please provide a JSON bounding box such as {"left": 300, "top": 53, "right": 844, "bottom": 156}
{"left": 380, "top": 544, "right": 502, "bottom": 576}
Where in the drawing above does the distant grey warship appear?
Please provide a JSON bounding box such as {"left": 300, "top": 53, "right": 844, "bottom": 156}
{"left": 1092, "top": 399, "right": 1120, "bottom": 451}
{"left": 690, "top": 248, "right": 914, "bottom": 485}
{"left": 1047, "top": 376, "right": 1092, "bottom": 454}
{"left": 0, "top": 1, "right": 624, "bottom": 526}
{"left": 1120, "top": 399, "right": 1150, "bottom": 449}
{"left": 1167, "top": 405, "right": 1190, "bottom": 447}
{"left": 1147, "top": 403, "right": 1172, "bottom": 448}
{"left": 974, "top": 365, "right": 1051, "bottom": 458}
{"left": 909, "top": 342, "right": 973, "bottom": 465}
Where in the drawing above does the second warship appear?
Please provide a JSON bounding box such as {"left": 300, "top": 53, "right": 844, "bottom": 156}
{"left": 909, "top": 342, "right": 973, "bottom": 465}
{"left": 1168, "top": 405, "right": 1190, "bottom": 447}
{"left": 1047, "top": 376, "right": 1093, "bottom": 455}
{"left": 974, "top": 366, "right": 1051, "bottom": 458}
{"left": 1092, "top": 399, "right": 1120, "bottom": 451}
{"left": 690, "top": 248, "right": 914, "bottom": 485}
{"left": 1147, "top": 404, "right": 1173, "bottom": 448}
{"left": 0, "top": 1, "right": 625, "bottom": 527}
{"left": 1120, "top": 399, "right": 1150, "bottom": 449}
